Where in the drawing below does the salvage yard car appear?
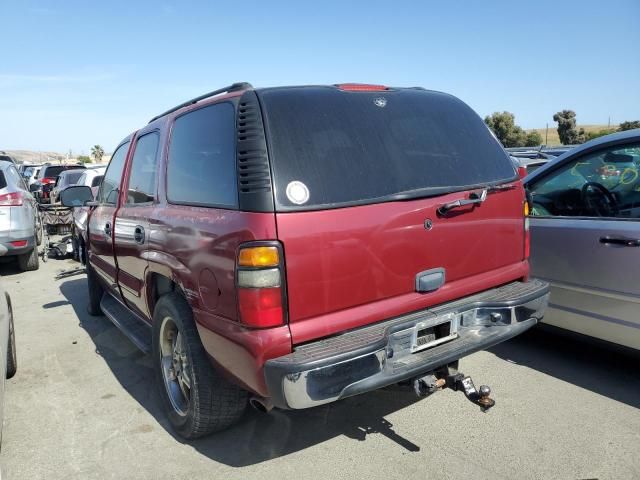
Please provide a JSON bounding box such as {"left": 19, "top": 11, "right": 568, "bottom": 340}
{"left": 0, "top": 162, "right": 41, "bottom": 271}
{"left": 525, "top": 128, "right": 640, "bottom": 350}
{"left": 0, "top": 283, "right": 17, "bottom": 448}
{"left": 61, "top": 82, "right": 549, "bottom": 438}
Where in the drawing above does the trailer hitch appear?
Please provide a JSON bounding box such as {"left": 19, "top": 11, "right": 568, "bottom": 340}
{"left": 446, "top": 372, "right": 495, "bottom": 411}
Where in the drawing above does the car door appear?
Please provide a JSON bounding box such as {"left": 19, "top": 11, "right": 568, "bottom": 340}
{"left": 88, "top": 139, "right": 131, "bottom": 293}
{"left": 527, "top": 140, "right": 640, "bottom": 349}
{"left": 113, "top": 131, "right": 160, "bottom": 320}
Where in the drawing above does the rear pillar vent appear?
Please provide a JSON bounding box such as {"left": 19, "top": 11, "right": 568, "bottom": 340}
{"left": 236, "top": 91, "right": 275, "bottom": 212}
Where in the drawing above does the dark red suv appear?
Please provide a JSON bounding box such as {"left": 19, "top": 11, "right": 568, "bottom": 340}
{"left": 62, "top": 82, "right": 548, "bottom": 438}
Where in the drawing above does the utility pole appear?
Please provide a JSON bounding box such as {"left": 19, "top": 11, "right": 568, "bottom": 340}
{"left": 545, "top": 123, "right": 548, "bottom": 146}
{"left": 608, "top": 116, "right": 611, "bottom": 129}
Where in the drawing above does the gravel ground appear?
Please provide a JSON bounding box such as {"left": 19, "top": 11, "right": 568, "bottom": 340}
{"left": 1, "top": 258, "right": 639, "bottom": 480}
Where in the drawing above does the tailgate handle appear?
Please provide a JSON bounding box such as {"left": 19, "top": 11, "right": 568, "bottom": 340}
{"left": 416, "top": 268, "right": 445, "bottom": 293}
{"left": 599, "top": 236, "right": 640, "bottom": 247}
{"left": 438, "top": 189, "right": 487, "bottom": 215}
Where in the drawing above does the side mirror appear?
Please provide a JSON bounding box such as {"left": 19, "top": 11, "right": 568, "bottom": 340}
{"left": 60, "top": 185, "right": 94, "bottom": 207}
{"left": 29, "top": 183, "right": 40, "bottom": 192}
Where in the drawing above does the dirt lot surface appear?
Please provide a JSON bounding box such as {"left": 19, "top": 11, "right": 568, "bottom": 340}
{"left": 1, "top": 258, "right": 639, "bottom": 479}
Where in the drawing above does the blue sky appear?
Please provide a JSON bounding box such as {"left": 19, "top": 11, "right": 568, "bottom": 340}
{"left": 1, "top": 0, "right": 638, "bottom": 153}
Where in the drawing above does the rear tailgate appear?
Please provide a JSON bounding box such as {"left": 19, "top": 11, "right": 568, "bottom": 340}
{"left": 258, "top": 86, "right": 524, "bottom": 344}
{"left": 276, "top": 186, "right": 526, "bottom": 343}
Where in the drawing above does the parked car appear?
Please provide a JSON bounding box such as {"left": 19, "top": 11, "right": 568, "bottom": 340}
{"left": 33, "top": 164, "right": 85, "bottom": 203}
{"left": 71, "top": 169, "right": 104, "bottom": 263}
{"left": 0, "top": 162, "right": 40, "bottom": 271}
{"left": 50, "top": 169, "right": 85, "bottom": 204}
{"left": 0, "top": 284, "right": 17, "bottom": 448}
{"left": 525, "top": 128, "right": 640, "bottom": 350}
{"left": 0, "top": 153, "right": 17, "bottom": 165}
{"left": 62, "top": 82, "right": 549, "bottom": 438}
{"left": 21, "top": 165, "right": 41, "bottom": 188}
{"left": 17, "top": 163, "right": 38, "bottom": 175}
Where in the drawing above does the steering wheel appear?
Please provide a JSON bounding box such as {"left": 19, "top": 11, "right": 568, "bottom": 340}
{"left": 581, "top": 182, "right": 619, "bottom": 217}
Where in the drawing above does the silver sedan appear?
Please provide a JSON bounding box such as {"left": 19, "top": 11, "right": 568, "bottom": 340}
{"left": 525, "top": 129, "right": 640, "bottom": 350}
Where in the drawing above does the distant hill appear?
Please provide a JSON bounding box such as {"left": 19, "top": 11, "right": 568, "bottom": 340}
{"left": 0, "top": 150, "right": 111, "bottom": 165}
{"left": 527, "top": 124, "right": 615, "bottom": 146}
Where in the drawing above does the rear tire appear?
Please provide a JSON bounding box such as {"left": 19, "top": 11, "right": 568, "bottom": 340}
{"left": 17, "top": 244, "right": 39, "bottom": 271}
{"left": 6, "top": 309, "right": 16, "bottom": 379}
{"left": 152, "top": 292, "right": 247, "bottom": 438}
{"left": 86, "top": 262, "right": 104, "bottom": 316}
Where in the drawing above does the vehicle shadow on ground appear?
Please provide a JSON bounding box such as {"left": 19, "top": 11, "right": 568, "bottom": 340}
{"left": 58, "top": 278, "right": 425, "bottom": 467}
{"left": 489, "top": 326, "right": 640, "bottom": 409}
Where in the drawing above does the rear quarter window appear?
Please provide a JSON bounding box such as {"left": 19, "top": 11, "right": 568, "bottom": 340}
{"left": 167, "top": 102, "right": 237, "bottom": 208}
{"left": 0, "top": 172, "right": 7, "bottom": 189}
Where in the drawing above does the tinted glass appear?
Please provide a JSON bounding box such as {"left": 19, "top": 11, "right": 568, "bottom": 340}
{"left": 126, "top": 132, "right": 159, "bottom": 204}
{"left": 91, "top": 175, "right": 103, "bottom": 187}
{"left": 0, "top": 155, "right": 13, "bottom": 163}
{"left": 0, "top": 172, "right": 6, "bottom": 189}
{"left": 64, "top": 172, "right": 84, "bottom": 185}
{"left": 260, "top": 88, "right": 515, "bottom": 210}
{"left": 529, "top": 142, "right": 640, "bottom": 218}
{"left": 43, "top": 166, "right": 65, "bottom": 178}
{"left": 98, "top": 142, "right": 130, "bottom": 204}
{"left": 167, "top": 103, "right": 237, "bottom": 207}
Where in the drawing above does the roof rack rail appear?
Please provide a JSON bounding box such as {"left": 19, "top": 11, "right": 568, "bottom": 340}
{"left": 148, "top": 82, "right": 253, "bottom": 123}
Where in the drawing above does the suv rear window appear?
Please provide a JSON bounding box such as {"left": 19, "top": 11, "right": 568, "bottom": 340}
{"left": 259, "top": 87, "right": 515, "bottom": 210}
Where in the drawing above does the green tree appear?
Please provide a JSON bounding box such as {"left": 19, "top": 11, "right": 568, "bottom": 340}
{"left": 77, "top": 155, "right": 92, "bottom": 164}
{"left": 524, "top": 131, "right": 543, "bottom": 147}
{"left": 484, "top": 111, "right": 531, "bottom": 147}
{"left": 618, "top": 120, "right": 640, "bottom": 131}
{"left": 91, "top": 145, "right": 105, "bottom": 163}
{"left": 553, "top": 110, "right": 586, "bottom": 145}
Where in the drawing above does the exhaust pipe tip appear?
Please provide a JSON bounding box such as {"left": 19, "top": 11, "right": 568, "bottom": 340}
{"left": 249, "top": 396, "right": 274, "bottom": 413}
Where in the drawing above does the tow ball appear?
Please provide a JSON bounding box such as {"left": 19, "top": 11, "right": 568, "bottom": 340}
{"left": 413, "top": 372, "right": 495, "bottom": 411}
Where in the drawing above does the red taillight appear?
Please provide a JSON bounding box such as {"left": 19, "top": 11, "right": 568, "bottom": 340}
{"left": 237, "top": 288, "right": 283, "bottom": 328}
{"left": 0, "top": 192, "right": 23, "bottom": 206}
{"left": 336, "top": 83, "right": 389, "bottom": 91}
{"left": 517, "top": 166, "right": 527, "bottom": 179}
{"left": 42, "top": 178, "right": 55, "bottom": 185}
{"left": 10, "top": 240, "right": 27, "bottom": 247}
{"left": 236, "top": 243, "right": 286, "bottom": 328}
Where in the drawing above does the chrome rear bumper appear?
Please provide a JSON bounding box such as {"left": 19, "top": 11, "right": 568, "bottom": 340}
{"left": 265, "top": 279, "right": 549, "bottom": 409}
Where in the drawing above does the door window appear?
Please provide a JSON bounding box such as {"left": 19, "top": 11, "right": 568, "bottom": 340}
{"left": 126, "top": 132, "right": 160, "bottom": 205}
{"left": 529, "top": 142, "right": 640, "bottom": 219}
{"left": 98, "top": 141, "right": 130, "bottom": 204}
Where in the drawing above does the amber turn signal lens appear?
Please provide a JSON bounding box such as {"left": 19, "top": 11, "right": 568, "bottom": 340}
{"left": 238, "top": 246, "right": 280, "bottom": 267}
{"left": 523, "top": 202, "right": 530, "bottom": 217}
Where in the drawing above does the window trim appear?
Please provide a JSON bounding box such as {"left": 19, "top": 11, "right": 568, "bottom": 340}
{"left": 97, "top": 140, "right": 131, "bottom": 206}
{"left": 165, "top": 100, "right": 239, "bottom": 210}
{"left": 123, "top": 130, "right": 161, "bottom": 207}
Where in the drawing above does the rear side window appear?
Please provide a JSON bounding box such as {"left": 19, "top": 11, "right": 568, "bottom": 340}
{"left": 0, "top": 172, "right": 7, "bottom": 189}
{"left": 98, "top": 142, "right": 130, "bottom": 204}
{"left": 126, "top": 132, "right": 160, "bottom": 205}
{"left": 91, "top": 175, "right": 104, "bottom": 188}
{"left": 260, "top": 88, "right": 515, "bottom": 210}
{"left": 167, "top": 103, "right": 237, "bottom": 208}
{"left": 5, "top": 166, "right": 24, "bottom": 189}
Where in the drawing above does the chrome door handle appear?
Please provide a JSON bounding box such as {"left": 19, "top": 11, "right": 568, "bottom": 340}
{"left": 599, "top": 236, "right": 640, "bottom": 247}
{"left": 134, "top": 226, "right": 145, "bottom": 244}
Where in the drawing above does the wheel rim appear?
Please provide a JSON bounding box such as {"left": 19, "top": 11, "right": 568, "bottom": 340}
{"left": 159, "top": 316, "right": 191, "bottom": 417}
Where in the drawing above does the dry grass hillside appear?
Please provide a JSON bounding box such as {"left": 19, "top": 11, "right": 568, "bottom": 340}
{"left": 527, "top": 124, "right": 615, "bottom": 146}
